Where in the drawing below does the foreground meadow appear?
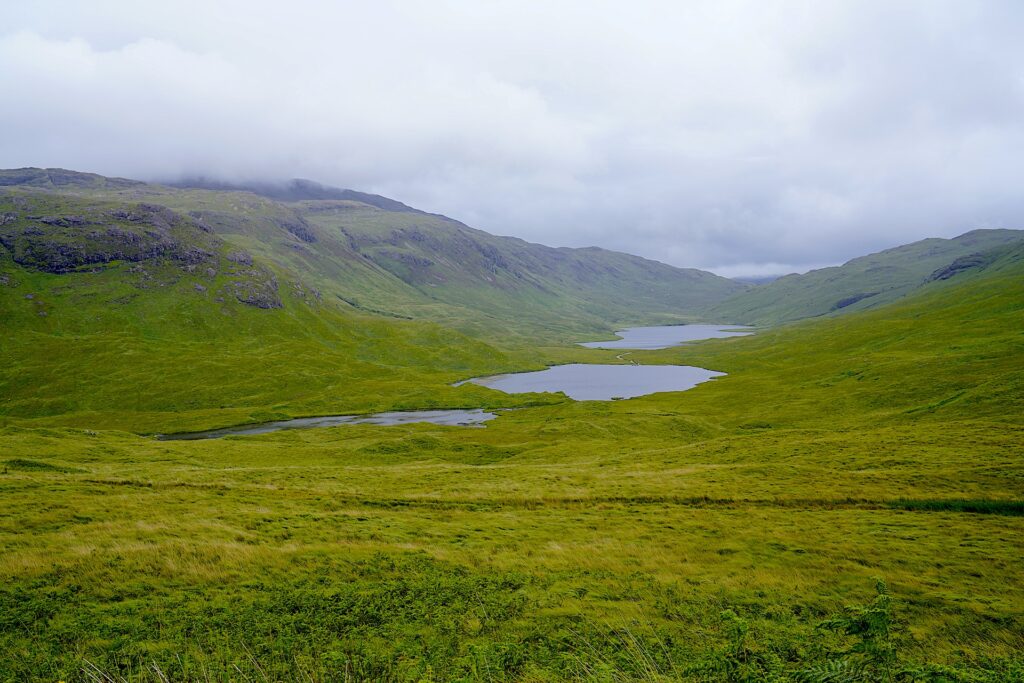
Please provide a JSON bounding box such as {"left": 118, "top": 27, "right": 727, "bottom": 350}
{"left": 2, "top": 407, "right": 1022, "bottom": 681}
{"left": 2, "top": 243, "right": 1023, "bottom": 681}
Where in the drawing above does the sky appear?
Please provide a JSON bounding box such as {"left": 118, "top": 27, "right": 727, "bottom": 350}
{"left": 2, "top": 1, "right": 1023, "bottom": 277}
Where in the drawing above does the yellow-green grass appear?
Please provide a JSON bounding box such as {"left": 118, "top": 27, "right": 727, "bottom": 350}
{"left": 1, "top": 415, "right": 1022, "bottom": 680}
{"left": 0, "top": 247, "right": 565, "bottom": 434}
{"left": 1, "top": 213, "right": 1023, "bottom": 679}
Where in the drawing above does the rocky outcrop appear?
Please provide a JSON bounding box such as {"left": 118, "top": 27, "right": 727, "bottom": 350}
{"left": 376, "top": 249, "right": 433, "bottom": 268}
{"left": 226, "top": 251, "right": 253, "bottom": 265}
{"left": 287, "top": 280, "right": 322, "bottom": 304}
{"left": 0, "top": 203, "right": 217, "bottom": 273}
{"left": 928, "top": 253, "right": 994, "bottom": 281}
{"left": 832, "top": 292, "right": 878, "bottom": 310}
{"left": 37, "top": 215, "right": 91, "bottom": 227}
{"left": 0, "top": 226, "right": 212, "bottom": 273}
{"left": 225, "top": 269, "right": 281, "bottom": 309}
{"left": 280, "top": 218, "right": 317, "bottom": 243}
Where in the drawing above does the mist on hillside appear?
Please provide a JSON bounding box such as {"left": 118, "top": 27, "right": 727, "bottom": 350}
{"left": 3, "top": 2, "right": 1024, "bottom": 276}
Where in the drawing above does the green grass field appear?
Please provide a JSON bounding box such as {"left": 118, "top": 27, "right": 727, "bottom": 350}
{"left": 1, "top": 180, "right": 1023, "bottom": 681}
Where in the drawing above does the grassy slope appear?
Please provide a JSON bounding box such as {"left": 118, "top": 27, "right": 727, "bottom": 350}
{"left": 1, "top": 168, "right": 747, "bottom": 345}
{"left": 169, "top": 175, "right": 748, "bottom": 334}
{"left": 707, "top": 228, "right": 1024, "bottom": 325}
{"left": 0, "top": 189, "right": 557, "bottom": 434}
{"left": 1, "top": 228, "right": 1022, "bottom": 679}
{"left": 663, "top": 241, "right": 1024, "bottom": 429}
{"left": 0, "top": 168, "right": 748, "bottom": 433}
{"left": 299, "top": 201, "right": 743, "bottom": 338}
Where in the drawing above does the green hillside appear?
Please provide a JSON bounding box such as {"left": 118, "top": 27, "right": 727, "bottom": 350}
{"left": 0, "top": 168, "right": 744, "bottom": 430}
{"left": 706, "top": 228, "right": 1024, "bottom": 325}
{"left": 0, "top": 168, "right": 747, "bottom": 344}
{"left": 0, "top": 188, "right": 548, "bottom": 433}
{"left": 1, "top": 168, "right": 1022, "bottom": 681}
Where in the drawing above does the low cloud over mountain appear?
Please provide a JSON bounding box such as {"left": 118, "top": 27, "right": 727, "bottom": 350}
{"left": 3, "top": 1, "right": 1023, "bottom": 275}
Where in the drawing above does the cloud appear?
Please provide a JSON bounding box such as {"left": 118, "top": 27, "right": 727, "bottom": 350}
{"left": 2, "top": 1, "right": 1023, "bottom": 275}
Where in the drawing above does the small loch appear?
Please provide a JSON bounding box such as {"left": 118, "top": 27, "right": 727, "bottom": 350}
{"left": 579, "top": 324, "right": 752, "bottom": 350}
{"left": 158, "top": 409, "right": 497, "bottom": 440}
{"left": 459, "top": 363, "right": 724, "bottom": 401}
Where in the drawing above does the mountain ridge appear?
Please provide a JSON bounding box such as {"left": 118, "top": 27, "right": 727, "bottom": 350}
{"left": 0, "top": 168, "right": 747, "bottom": 343}
{"left": 707, "top": 227, "right": 1024, "bottom": 325}
{"left": 7, "top": 167, "right": 1019, "bottom": 338}
{"left": 168, "top": 176, "right": 427, "bottom": 214}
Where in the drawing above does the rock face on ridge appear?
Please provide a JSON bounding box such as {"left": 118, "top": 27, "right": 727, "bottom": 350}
{"left": 0, "top": 190, "right": 285, "bottom": 309}
{"left": 928, "top": 252, "right": 996, "bottom": 281}
{"left": 0, "top": 202, "right": 216, "bottom": 274}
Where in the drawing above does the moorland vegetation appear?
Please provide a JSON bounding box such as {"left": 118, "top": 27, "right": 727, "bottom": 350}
{"left": 1, "top": 169, "right": 1022, "bottom": 681}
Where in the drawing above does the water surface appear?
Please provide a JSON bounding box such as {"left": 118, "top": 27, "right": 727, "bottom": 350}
{"left": 580, "top": 324, "right": 752, "bottom": 350}
{"left": 463, "top": 364, "right": 724, "bottom": 401}
{"left": 158, "top": 409, "right": 497, "bottom": 440}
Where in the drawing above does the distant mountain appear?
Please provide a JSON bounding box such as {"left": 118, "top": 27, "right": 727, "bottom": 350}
{"left": 0, "top": 168, "right": 746, "bottom": 344}
{"left": 706, "top": 229, "right": 1024, "bottom": 325}
{"left": 731, "top": 275, "right": 782, "bottom": 285}
{"left": 169, "top": 177, "right": 424, "bottom": 213}
{"left": 0, "top": 167, "right": 143, "bottom": 190}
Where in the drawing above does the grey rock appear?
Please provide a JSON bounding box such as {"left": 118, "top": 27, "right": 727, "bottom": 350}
{"left": 40, "top": 215, "right": 90, "bottom": 227}
{"left": 226, "top": 251, "right": 253, "bottom": 265}
{"left": 280, "top": 218, "right": 317, "bottom": 243}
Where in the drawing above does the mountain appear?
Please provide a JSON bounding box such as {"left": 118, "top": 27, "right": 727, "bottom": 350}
{"left": 0, "top": 168, "right": 746, "bottom": 343}
{"left": 0, "top": 183, "right": 537, "bottom": 432}
{"left": 0, "top": 167, "right": 743, "bottom": 430}
{"left": 4, "top": 182, "right": 1024, "bottom": 680}
{"left": 3, "top": 169, "right": 1024, "bottom": 681}
{"left": 0, "top": 166, "right": 143, "bottom": 191}
{"left": 169, "top": 177, "right": 425, "bottom": 213}
{"left": 706, "top": 228, "right": 1024, "bottom": 325}
{"left": 731, "top": 274, "right": 782, "bottom": 285}
{"left": 669, "top": 238, "right": 1024, "bottom": 426}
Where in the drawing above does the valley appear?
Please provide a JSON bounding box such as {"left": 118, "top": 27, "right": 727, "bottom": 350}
{"left": 1, "top": 169, "right": 1022, "bottom": 681}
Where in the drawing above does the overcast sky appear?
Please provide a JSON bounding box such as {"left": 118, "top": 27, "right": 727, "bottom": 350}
{"left": 2, "top": 1, "right": 1023, "bottom": 276}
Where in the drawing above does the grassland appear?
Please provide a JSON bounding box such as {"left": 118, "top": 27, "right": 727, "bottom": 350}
{"left": 1, "top": 173, "right": 1022, "bottom": 681}
{"left": 3, "top": 424, "right": 1021, "bottom": 681}
{"left": 2, "top": 265, "right": 1023, "bottom": 680}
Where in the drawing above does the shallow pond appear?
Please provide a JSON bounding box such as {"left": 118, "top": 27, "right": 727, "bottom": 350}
{"left": 460, "top": 363, "right": 724, "bottom": 401}
{"left": 579, "top": 324, "right": 752, "bottom": 350}
{"left": 158, "top": 409, "right": 497, "bottom": 440}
